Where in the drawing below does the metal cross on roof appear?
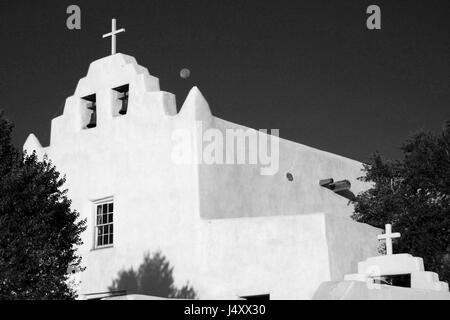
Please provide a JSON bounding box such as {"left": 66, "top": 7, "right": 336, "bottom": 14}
{"left": 377, "top": 224, "right": 401, "bottom": 255}
{"left": 102, "top": 18, "right": 125, "bottom": 55}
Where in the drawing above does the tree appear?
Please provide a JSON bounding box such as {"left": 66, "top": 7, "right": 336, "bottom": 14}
{"left": 109, "top": 251, "right": 197, "bottom": 299}
{"left": 353, "top": 121, "right": 450, "bottom": 282}
{"left": 0, "top": 110, "right": 86, "bottom": 299}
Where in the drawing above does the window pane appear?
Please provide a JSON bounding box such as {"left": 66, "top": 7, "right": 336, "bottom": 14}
{"left": 95, "top": 201, "right": 114, "bottom": 248}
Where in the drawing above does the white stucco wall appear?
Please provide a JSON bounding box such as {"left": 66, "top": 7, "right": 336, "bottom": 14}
{"left": 195, "top": 213, "right": 379, "bottom": 299}
{"left": 23, "top": 53, "right": 380, "bottom": 299}
{"left": 198, "top": 117, "right": 370, "bottom": 220}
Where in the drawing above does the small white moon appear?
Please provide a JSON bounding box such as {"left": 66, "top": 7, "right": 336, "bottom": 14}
{"left": 180, "top": 68, "right": 191, "bottom": 79}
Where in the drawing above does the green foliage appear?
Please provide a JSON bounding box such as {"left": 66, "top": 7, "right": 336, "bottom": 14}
{"left": 109, "top": 251, "right": 197, "bottom": 299}
{"left": 353, "top": 121, "right": 450, "bottom": 282}
{"left": 0, "top": 110, "right": 86, "bottom": 299}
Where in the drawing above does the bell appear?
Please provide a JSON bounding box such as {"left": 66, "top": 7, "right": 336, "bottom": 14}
{"left": 118, "top": 91, "right": 128, "bottom": 115}
{"left": 86, "top": 103, "right": 97, "bottom": 128}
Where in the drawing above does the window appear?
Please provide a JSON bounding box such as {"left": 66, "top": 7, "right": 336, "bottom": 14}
{"left": 373, "top": 274, "right": 411, "bottom": 287}
{"left": 240, "top": 294, "right": 270, "bottom": 300}
{"left": 95, "top": 201, "right": 114, "bottom": 248}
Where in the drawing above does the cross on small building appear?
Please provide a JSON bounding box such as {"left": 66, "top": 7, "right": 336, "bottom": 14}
{"left": 377, "top": 224, "right": 401, "bottom": 255}
{"left": 102, "top": 18, "right": 125, "bottom": 55}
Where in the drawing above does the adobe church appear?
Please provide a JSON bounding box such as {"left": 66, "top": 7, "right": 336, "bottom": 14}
{"left": 23, "top": 19, "right": 386, "bottom": 299}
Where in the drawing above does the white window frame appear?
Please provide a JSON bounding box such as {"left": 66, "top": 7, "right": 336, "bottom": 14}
{"left": 93, "top": 197, "right": 114, "bottom": 249}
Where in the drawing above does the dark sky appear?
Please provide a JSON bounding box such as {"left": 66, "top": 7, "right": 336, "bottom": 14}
{"left": 0, "top": 0, "right": 449, "bottom": 162}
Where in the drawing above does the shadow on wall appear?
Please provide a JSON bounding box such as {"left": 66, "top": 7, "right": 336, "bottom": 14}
{"left": 108, "top": 251, "right": 197, "bottom": 299}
